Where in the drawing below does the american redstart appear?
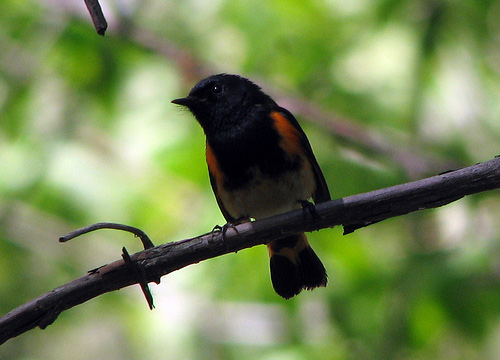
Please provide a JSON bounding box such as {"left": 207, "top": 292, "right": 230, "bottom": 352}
{"left": 172, "top": 74, "right": 330, "bottom": 299}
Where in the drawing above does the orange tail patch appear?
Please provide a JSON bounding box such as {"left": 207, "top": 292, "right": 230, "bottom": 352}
{"left": 267, "top": 233, "right": 327, "bottom": 299}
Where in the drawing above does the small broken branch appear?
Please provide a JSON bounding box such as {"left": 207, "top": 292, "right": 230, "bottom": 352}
{"left": 0, "top": 157, "right": 499, "bottom": 344}
{"left": 83, "top": 0, "right": 107, "bottom": 35}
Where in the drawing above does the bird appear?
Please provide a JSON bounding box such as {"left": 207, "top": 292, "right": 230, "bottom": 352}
{"left": 172, "top": 74, "right": 330, "bottom": 299}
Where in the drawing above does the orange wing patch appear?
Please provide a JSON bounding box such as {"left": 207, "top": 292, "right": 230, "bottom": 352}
{"left": 270, "top": 111, "right": 317, "bottom": 202}
{"left": 270, "top": 111, "right": 303, "bottom": 158}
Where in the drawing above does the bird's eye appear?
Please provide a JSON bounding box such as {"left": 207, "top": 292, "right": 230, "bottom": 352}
{"left": 211, "top": 84, "right": 224, "bottom": 94}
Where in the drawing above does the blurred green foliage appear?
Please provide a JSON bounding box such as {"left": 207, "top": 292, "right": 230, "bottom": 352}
{"left": 0, "top": 0, "right": 499, "bottom": 359}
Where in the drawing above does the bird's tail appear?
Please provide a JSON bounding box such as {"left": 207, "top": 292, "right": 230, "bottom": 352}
{"left": 267, "top": 233, "right": 327, "bottom": 299}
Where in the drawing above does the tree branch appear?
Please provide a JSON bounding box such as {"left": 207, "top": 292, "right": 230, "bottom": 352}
{"left": 124, "top": 25, "right": 457, "bottom": 177}
{"left": 0, "top": 157, "right": 499, "bottom": 344}
{"left": 42, "top": 0, "right": 458, "bottom": 177}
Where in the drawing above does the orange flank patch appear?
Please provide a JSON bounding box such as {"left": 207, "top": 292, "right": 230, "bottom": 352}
{"left": 270, "top": 111, "right": 304, "bottom": 158}
{"left": 206, "top": 142, "right": 224, "bottom": 186}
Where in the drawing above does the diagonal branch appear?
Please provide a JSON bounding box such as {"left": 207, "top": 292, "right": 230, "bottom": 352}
{"left": 125, "top": 26, "right": 456, "bottom": 177}
{"left": 0, "top": 157, "right": 499, "bottom": 345}
{"left": 42, "top": 0, "right": 458, "bottom": 176}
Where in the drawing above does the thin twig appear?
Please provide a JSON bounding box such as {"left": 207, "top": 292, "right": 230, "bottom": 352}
{"left": 59, "top": 222, "right": 154, "bottom": 250}
{"left": 122, "top": 247, "right": 155, "bottom": 310}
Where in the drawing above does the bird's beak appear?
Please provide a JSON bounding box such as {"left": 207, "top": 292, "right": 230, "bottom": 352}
{"left": 171, "top": 96, "right": 194, "bottom": 107}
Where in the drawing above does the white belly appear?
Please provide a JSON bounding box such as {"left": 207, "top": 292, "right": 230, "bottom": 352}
{"left": 218, "top": 163, "right": 316, "bottom": 220}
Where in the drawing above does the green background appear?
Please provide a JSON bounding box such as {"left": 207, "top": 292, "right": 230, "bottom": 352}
{"left": 1, "top": 0, "right": 499, "bottom": 359}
